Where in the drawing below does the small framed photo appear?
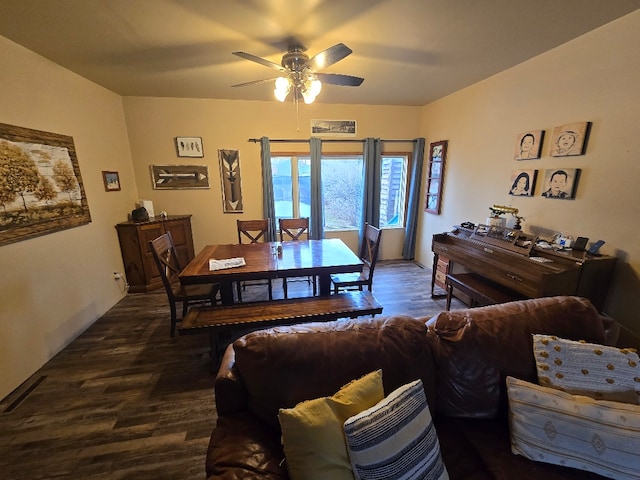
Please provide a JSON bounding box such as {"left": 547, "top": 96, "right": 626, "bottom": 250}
{"left": 508, "top": 169, "right": 537, "bottom": 197}
{"left": 310, "top": 119, "right": 357, "bottom": 137}
{"left": 541, "top": 168, "right": 581, "bottom": 199}
{"left": 550, "top": 122, "right": 591, "bottom": 157}
{"left": 102, "top": 171, "right": 121, "bottom": 191}
{"left": 175, "top": 136, "right": 204, "bottom": 157}
{"left": 514, "top": 130, "right": 544, "bottom": 160}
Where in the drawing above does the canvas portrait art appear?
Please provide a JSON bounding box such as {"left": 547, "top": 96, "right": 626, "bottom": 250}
{"left": 541, "top": 168, "right": 580, "bottom": 199}
{"left": 509, "top": 169, "right": 537, "bottom": 197}
{"left": 550, "top": 122, "right": 590, "bottom": 157}
{"left": 514, "top": 130, "right": 544, "bottom": 160}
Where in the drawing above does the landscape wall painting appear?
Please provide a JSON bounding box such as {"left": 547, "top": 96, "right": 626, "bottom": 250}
{"left": 0, "top": 123, "right": 91, "bottom": 247}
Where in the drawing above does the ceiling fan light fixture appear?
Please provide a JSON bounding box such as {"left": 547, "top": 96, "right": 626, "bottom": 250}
{"left": 274, "top": 77, "right": 291, "bottom": 102}
{"left": 301, "top": 77, "right": 322, "bottom": 104}
{"left": 308, "top": 78, "right": 322, "bottom": 97}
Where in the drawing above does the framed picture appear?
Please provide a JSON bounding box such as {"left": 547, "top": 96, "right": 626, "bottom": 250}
{"left": 175, "top": 136, "right": 204, "bottom": 157}
{"left": 218, "top": 149, "right": 244, "bottom": 213}
{"left": 310, "top": 119, "right": 356, "bottom": 137}
{"left": 424, "top": 140, "right": 447, "bottom": 214}
{"left": 550, "top": 122, "right": 591, "bottom": 157}
{"left": 102, "top": 171, "right": 121, "bottom": 191}
{"left": 508, "top": 169, "right": 537, "bottom": 197}
{"left": 0, "top": 122, "right": 92, "bottom": 246}
{"left": 514, "top": 130, "right": 544, "bottom": 160}
{"left": 541, "top": 168, "right": 581, "bottom": 199}
{"left": 151, "top": 165, "right": 209, "bottom": 189}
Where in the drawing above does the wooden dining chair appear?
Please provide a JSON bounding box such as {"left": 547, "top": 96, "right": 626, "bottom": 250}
{"left": 278, "top": 217, "right": 316, "bottom": 298}
{"left": 331, "top": 223, "right": 382, "bottom": 293}
{"left": 149, "top": 232, "right": 220, "bottom": 337}
{"left": 236, "top": 219, "right": 273, "bottom": 302}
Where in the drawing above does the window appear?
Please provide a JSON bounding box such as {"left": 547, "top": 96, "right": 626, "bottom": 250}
{"left": 272, "top": 156, "right": 310, "bottom": 220}
{"left": 270, "top": 153, "right": 409, "bottom": 231}
{"left": 321, "top": 156, "right": 364, "bottom": 230}
{"left": 379, "top": 155, "right": 408, "bottom": 228}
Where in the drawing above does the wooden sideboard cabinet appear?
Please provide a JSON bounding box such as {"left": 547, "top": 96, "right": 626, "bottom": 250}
{"left": 116, "top": 215, "right": 195, "bottom": 293}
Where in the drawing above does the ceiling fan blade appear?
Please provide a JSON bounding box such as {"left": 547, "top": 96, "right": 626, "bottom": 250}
{"left": 304, "top": 43, "right": 352, "bottom": 71}
{"left": 231, "top": 78, "right": 277, "bottom": 88}
{"left": 232, "top": 51, "right": 285, "bottom": 72}
{"left": 315, "top": 73, "right": 364, "bottom": 87}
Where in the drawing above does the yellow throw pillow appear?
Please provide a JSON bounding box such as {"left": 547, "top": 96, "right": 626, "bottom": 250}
{"left": 278, "top": 370, "right": 385, "bottom": 480}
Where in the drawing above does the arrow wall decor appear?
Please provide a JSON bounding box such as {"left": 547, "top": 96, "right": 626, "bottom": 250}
{"left": 151, "top": 165, "right": 209, "bottom": 189}
{"left": 218, "top": 149, "right": 244, "bottom": 213}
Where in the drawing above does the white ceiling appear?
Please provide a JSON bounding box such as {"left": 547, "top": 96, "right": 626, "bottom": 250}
{"left": 0, "top": 0, "right": 638, "bottom": 106}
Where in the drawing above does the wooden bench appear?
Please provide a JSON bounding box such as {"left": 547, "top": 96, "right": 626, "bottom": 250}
{"left": 446, "top": 273, "right": 524, "bottom": 311}
{"left": 179, "top": 291, "right": 383, "bottom": 363}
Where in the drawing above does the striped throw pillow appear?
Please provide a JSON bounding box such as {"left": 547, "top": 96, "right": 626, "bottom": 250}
{"left": 343, "top": 379, "right": 449, "bottom": 480}
{"left": 507, "top": 376, "right": 640, "bottom": 480}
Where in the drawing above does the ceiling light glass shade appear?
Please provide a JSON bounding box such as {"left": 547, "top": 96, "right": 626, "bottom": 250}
{"left": 274, "top": 77, "right": 291, "bottom": 102}
{"left": 309, "top": 78, "right": 322, "bottom": 97}
{"left": 301, "top": 78, "right": 322, "bottom": 104}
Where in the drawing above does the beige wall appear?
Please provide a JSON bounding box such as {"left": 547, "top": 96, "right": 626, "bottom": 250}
{"left": 122, "top": 97, "right": 422, "bottom": 258}
{"left": 0, "top": 37, "right": 138, "bottom": 400}
{"left": 416, "top": 11, "right": 640, "bottom": 335}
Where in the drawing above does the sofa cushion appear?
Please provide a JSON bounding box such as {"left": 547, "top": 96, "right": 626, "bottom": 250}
{"left": 424, "top": 296, "right": 606, "bottom": 418}
{"left": 533, "top": 334, "right": 640, "bottom": 404}
{"left": 277, "top": 370, "right": 385, "bottom": 480}
{"left": 233, "top": 316, "right": 436, "bottom": 431}
{"left": 507, "top": 376, "right": 640, "bottom": 480}
{"left": 344, "top": 379, "right": 449, "bottom": 480}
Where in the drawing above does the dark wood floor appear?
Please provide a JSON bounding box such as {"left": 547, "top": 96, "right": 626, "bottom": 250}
{"left": 0, "top": 260, "right": 464, "bottom": 480}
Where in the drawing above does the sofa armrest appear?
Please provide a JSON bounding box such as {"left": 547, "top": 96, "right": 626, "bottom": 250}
{"left": 214, "top": 344, "right": 249, "bottom": 416}
{"left": 207, "top": 412, "right": 285, "bottom": 480}
{"left": 601, "top": 313, "right": 620, "bottom": 346}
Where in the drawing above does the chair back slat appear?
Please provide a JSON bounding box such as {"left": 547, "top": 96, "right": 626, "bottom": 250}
{"left": 237, "top": 219, "right": 270, "bottom": 244}
{"left": 360, "top": 223, "right": 382, "bottom": 285}
{"left": 360, "top": 223, "right": 382, "bottom": 276}
{"left": 149, "top": 232, "right": 181, "bottom": 297}
{"left": 279, "top": 217, "right": 310, "bottom": 242}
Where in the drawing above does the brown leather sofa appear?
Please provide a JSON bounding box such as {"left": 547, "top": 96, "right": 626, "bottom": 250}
{"left": 206, "top": 296, "right": 620, "bottom": 479}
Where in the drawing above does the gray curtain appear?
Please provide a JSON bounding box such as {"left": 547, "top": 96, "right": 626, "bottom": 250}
{"left": 361, "top": 138, "right": 382, "bottom": 241}
{"left": 309, "top": 137, "right": 324, "bottom": 239}
{"left": 260, "top": 137, "right": 277, "bottom": 242}
{"left": 402, "top": 138, "right": 426, "bottom": 260}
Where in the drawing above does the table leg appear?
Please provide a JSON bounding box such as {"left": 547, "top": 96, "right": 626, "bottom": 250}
{"left": 317, "top": 274, "right": 332, "bottom": 296}
{"left": 220, "top": 282, "right": 235, "bottom": 305}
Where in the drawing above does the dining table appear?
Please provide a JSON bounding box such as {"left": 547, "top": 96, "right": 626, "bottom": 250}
{"left": 179, "top": 238, "right": 364, "bottom": 305}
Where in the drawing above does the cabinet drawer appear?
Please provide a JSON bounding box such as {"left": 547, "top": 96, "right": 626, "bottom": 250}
{"left": 435, "top": 270, "right": 447, "bottom": 288}
{"left": 437, "top": 260, "right": 449, "bottom": 273}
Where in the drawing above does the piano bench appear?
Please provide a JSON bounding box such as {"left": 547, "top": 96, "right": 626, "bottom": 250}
{"left": 446, "top": 273, "right": 524, "bottom": 310}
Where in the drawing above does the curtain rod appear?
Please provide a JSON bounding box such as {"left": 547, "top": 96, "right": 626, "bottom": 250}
{"left": 247, "top": 138, "right": 417, "bottom": 143}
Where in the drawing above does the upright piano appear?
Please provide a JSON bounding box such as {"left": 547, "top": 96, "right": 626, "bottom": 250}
{"left": 431, "top": 226, "right": 617, "bottom": 312}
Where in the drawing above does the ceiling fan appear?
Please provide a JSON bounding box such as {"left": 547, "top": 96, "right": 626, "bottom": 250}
{"left": 231, "top": 43, "right": 364, "bottom": 104}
